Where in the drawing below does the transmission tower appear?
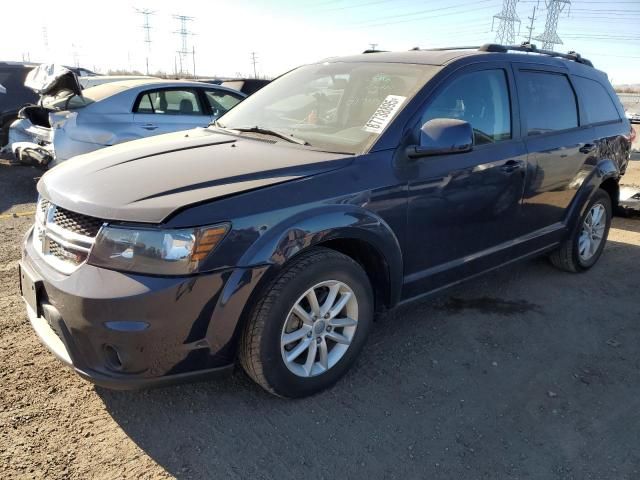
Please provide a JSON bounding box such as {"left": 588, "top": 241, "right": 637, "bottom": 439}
{"left": 135, "top": 8, "right": 155, "bottom": 75}
{"left": 173, "top": 14, "right": 195, "bottom": 76}
{"left": 492, "top": 0, "right": 520, "bottom": 45}
{"left": 535, "top": 0, "right": 571, "bottom": 50}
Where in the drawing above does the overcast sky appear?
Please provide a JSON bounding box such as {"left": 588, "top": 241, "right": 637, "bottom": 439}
{"left": 1, "top": 0, "right": 639, "bottom": 84}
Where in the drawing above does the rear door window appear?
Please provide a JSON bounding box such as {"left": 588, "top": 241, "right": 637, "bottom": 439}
{"left": 518, "top": 71, "right": 578, "bottom": 135}
{"left": 134, "top": 89, "right": 204, "bottom": 115}
{"left": 422, "top": 69, "right": 512, "bottom": 145}
{"left": 572, "top": 76, "right": 620, "bottom": 124}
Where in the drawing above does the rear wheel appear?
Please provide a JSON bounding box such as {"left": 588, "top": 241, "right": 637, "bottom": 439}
{"left": 240, "top": 247, "right": 373, "bottom": 398}
{"left": 549, "top": 189, "right": 612, "bottom": 272}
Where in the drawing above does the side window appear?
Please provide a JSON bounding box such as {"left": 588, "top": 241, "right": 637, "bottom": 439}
{"left": 422, "top": 69, "right": 511, "bottom": 145}
{"left": 519, "top": 71, "right": 578, "bottom": 135}
{"left": 136, "top": 93, "right": 154, "bottom": 113}
{"left": 135, "top": 89, "right": 203, "bottom": 115}
{"left": 205, "top": 90, "right": 243, "bottom": 117}
{"left": 572, "top": 76, "right": 620, "bottom": 125}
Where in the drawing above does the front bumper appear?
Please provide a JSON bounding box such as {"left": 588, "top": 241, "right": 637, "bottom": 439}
{"left": 19, "top": 227, "right": 260, "bottom": 390}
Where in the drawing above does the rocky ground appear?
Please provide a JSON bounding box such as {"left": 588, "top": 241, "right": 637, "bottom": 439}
{"left": 1, "top": 154, "right": 640, "bottom": 479}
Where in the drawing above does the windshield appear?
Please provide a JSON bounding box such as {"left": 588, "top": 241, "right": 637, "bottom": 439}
{"left": 215, "top": 62, "right": 438, "bottom": 153}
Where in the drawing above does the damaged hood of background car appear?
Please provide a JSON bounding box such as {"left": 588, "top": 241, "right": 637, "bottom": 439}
{"left": 25, "top": 64, "right": 82, "bottom": 99}
{"left": 38, "top": 128, "right": 353, "bottom": 223}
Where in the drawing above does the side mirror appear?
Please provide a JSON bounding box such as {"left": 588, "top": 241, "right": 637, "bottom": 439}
{"left": 406, "top": 118, "right": 473, "bottom": 159}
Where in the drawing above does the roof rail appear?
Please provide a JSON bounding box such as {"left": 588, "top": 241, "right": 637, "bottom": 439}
{"left": 362, "top": 49, "right": 388, "bottom": 54}
{"left": 412, "top": 42, "right": 593, "bottom": 67}
{"left": 478, "top": 42, "right": 594, "bottom": 67}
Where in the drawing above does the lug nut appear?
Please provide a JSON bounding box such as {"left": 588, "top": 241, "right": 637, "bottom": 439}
{"left": 307, "top": 332, "right": 312, "bottom": 338}
{"left": 324, "top": 313, "right": 330, "bottom": 319}
{"left": 326, "top": 326, "right": 332, "bottom": 332}
{"left": 316, "top": 337, "right": 322, "bottom": 344}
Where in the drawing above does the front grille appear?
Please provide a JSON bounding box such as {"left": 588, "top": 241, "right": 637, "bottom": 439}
{"left": 52, "top": 207, "right": 103, "bottom": 238}
{"left": 39, "top": 198, "right": 50, "bottom": 217}
{"left": 34, "top": 197, "right": 105, "bottom": 273}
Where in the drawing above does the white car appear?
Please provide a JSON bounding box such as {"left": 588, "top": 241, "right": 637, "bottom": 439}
{"left": 10, "top": 64, "right": 246, "bottom": 167}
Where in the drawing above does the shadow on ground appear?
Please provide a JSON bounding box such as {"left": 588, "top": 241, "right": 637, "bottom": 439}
{"left": 97, "top": 227, "right": 640, "bottom": 479}
{"left": 0, "top": 161, "right": 40, "bottom": 214}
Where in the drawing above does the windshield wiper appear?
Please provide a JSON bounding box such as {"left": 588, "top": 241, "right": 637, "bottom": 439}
{"left": 227, "top": 125, "right": 310, "bottom": 146}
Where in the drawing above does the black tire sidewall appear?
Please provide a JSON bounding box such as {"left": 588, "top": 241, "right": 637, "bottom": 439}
{"left": 573, "top": 190, "right": 612, "bottom": 270}
{"left": 259, "top": 253, "right": 373, "bottom": 398}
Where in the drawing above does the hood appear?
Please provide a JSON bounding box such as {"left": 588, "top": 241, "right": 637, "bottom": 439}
{"left": 39, "top": 128, "right": 352, "bottom": 223}
{"left": 25, "top": 64, "right": 82, "bottom": 98}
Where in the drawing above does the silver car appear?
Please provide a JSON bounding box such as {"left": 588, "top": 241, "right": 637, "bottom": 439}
{"left": 10, "top": 66, "right": 245, "bottom": 168}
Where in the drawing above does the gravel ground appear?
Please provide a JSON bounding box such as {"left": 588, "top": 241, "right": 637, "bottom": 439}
{"left": 1, "top": 156, "right": 640, "bottom": 479}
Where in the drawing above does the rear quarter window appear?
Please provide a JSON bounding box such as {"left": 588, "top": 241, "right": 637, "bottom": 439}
{"left": 572, "top": 76, "right": 621, "bottom": 125}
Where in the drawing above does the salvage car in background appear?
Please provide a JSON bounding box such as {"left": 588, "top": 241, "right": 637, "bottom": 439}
{"left": 0, "top": 62, "right": 39, "bottom": 147}
{"left": 10, "top": 64, "right": 246, "bottom": 167}
{"left": 0, "top": 62, "right": 98, "bottom": 148}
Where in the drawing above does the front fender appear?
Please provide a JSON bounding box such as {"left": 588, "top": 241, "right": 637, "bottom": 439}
{"left": 240, "top": 204, "right": 401, "bottom": 268}
{"left": 206, "top": 205, "right": 403, "bottom": 361}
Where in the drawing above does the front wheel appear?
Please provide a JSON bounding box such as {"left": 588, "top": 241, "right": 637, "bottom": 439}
{"left": 240, "top": 247, "right": 373, "bottom": 398}
{"left": 549, "top": 188, "right": 612, "bottom": 272}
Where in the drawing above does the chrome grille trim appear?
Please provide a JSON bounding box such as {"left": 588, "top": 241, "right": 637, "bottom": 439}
{"left": 33, "top": 197, "right": 106, "bottom": 274}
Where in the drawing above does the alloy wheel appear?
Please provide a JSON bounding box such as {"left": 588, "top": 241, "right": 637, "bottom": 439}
{"left": 578, "top": 203, "right": 607, "bottom": 262}
{"left": 280, "top": 280, "right": 359, "bottom": 378}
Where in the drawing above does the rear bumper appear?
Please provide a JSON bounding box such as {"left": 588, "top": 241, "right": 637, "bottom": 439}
{"left": 20, "top": 227, "right": 266, "bottom": 390}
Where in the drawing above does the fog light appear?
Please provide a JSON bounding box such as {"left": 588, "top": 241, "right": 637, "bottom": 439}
{"left": 103, "top": 344, "right": 123, "bottom": 371}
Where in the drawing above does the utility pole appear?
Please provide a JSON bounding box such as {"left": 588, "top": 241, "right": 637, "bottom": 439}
{"left": 192, "top": 46, "right": 196, "bottom": 79}
{"left": 492, "top": 0, "right": 520, "bottom": 45}
{"left": 250, "top": 52, "right": 258, "bottom": 79}
{"left": 525, "top": 3, "right": 539, "bottom": 43}
{"left": 535, "top": 0, "right": 570, "bottom": 50}
{"left": 135, "top": 8, "right": 155, "bottom": 75}
{"left": 173, "top": 14, "right": 195, "bottom": 77}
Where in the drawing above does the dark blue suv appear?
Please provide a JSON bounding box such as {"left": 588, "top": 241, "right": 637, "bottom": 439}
{"left": 20, "top": 44, "right": 633, "bottom": 397}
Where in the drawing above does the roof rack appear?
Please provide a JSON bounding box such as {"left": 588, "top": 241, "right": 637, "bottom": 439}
{"left": 413, "top": 42, "right": 594, "bottom": 67}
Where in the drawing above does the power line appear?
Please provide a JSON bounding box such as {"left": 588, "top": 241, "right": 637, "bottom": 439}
{"left": 493, "top": 0, "right": 521, "bottom": 44}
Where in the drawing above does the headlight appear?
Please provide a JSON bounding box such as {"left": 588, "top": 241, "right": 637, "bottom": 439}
{"left": 88, "top": 224, "right": 229, "bottom": 275}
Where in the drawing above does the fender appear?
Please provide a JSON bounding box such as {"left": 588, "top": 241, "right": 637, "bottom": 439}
{"left": 204, "top": 205, "right": 404, "bottom": 361}
{"left": 564, "top": 158, "right": 620, "bottom": 229}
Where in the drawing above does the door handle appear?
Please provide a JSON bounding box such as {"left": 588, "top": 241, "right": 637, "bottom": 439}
{"left": 500, "top": 160, "right": 524, "bottom": 174}
{"left": 579, "top": 143, "right": 596, "bottom": 154}
{"left": 141, "top": 123, "right": 158, "bottom": 131}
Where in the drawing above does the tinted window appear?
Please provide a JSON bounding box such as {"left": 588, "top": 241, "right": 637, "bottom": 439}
{"left": 422, "top": 69, "right": 511, "bottom": 145}
{"left": 135, "top": 89, "right": 203, "bottom": 115}
{"left": 519, "top": 71, "right": 578, "bottom": 135}
{"left": 204, "top": 90, "right": 243, "bottom": 117}
{"left": 573, "top": 76, "right": 620, "bottom": 124}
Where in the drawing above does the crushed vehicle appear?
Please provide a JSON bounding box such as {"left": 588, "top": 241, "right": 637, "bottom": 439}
{"left": 20, "top": 44, "right": 633, "bottom": 397}
{"left": 10, "top": 64, "right": 246, "bottom": 167}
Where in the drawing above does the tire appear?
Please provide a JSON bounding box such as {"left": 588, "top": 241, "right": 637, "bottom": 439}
{"left": 240, "top": 247, "right": 374, "bottom": 398}
{"left": 549, "top": 188, "right": 612, "bottom": 272}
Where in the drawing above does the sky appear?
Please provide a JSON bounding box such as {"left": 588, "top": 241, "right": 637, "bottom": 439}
{"left": 1, "top": 0, "right": 639, "bottom": 84}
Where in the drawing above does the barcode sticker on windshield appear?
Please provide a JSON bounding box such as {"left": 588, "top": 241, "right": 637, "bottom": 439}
{"left": 363, "top": 95, "right": 407, "bottom": 134}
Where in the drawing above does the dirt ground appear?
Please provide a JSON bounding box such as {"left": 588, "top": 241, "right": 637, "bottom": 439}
{"left": 1, "top": 155, "right": 640, "bottom": 479}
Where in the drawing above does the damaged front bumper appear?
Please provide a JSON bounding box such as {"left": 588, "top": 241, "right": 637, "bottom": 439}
{"left": 12, "top": 141, "right": 54, "bottom": 166}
